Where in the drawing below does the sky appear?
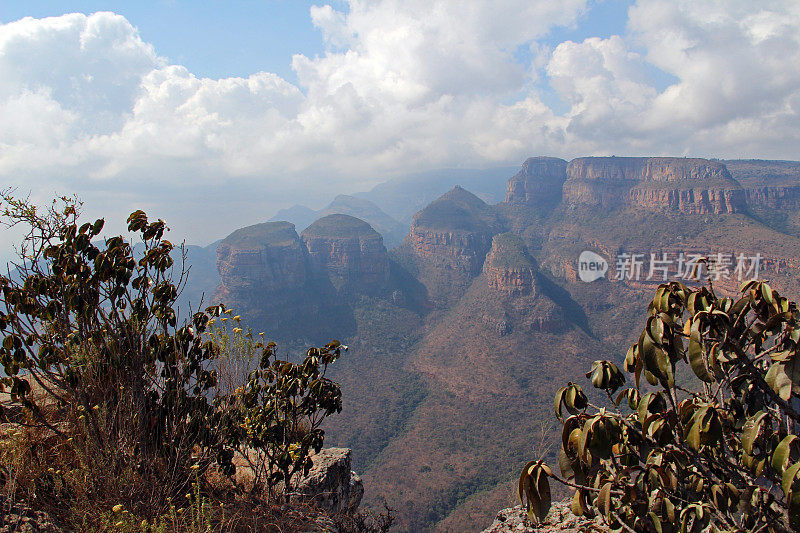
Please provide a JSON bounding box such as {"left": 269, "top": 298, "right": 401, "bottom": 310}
{"left": 1, "top": 0, "right": 799, "bottom": 254}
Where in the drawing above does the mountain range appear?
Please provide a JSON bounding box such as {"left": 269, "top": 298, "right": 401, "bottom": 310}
{"left": 186, "top": 156, "right": 800, "bottom": 531}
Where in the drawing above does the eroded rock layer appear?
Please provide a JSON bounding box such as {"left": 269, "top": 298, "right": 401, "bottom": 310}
{"left": 505, "top": 156, "right": 567, "bottom": 206}
{"left": 563, "top": 157, "right": 745, "bottom": 213}
{"left": 482, "top": 233, "right": 537, "bottom": 295}
{"left": 301, "top": 214, "right": 390, "bottom": 293}
{"left": 215, "top": 221, "right": 309, "bottom": 298}
{"left": 408, "top": 186, "right": 501, "bottom": 275}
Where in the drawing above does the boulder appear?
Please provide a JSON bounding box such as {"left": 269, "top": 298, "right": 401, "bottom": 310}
{"left": 295, "top": 448, "right": 364, "bottom": 515}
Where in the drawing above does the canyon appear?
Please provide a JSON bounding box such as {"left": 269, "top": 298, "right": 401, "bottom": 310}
{"left": 204, "top": 156, "right": 800, "bottom": 531}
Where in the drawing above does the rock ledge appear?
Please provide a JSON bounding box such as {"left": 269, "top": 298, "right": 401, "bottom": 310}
{"left": 482, "top": 501, "right": 605, "bottom": 533}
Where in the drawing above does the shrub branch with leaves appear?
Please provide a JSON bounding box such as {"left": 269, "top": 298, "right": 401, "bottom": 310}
{"left": 521, "top": 279, "right": 800, "bottom": 532}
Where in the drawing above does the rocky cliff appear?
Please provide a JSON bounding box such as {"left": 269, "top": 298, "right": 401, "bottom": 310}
{"left": 505, "top": 156, "right": 567, "bottom": 206}
{"left": 215, "top": 221, "right": 308, "bottom": 296}
{"left": 212, "top": 221, "right": 316, "bottom": 338}
{"left": 213, "top": 215, "right": 395, "bottom": 339}
{"left": 563, "top": 157, "right": 745, "bottom": 214}
{"left": 723, "top": 159, "right": 800, "bottom": 210}
{"left": 404, "top": 186, "right": 503, "bottom": 305}
{"left": 301, "top": 214, "right": 390, "bottom": 294}
{"left": 482, "top": 233, "right": 537, "bottom": 295}
{"left": 407, "top": 185, "right": 501, "bottom": 274}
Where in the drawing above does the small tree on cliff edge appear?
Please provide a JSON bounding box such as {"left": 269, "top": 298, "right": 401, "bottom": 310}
{"left": 521, "top": 279, "right": 800, "bottom": 532}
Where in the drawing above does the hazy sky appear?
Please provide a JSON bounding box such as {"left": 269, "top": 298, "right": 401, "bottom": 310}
{"left": 1, "top": 0, "right": 799, "bottom": 254}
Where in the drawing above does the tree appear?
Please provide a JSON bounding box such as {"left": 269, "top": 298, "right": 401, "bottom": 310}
{"left": 521, "top": 279, "right": 800, "bottom": 532}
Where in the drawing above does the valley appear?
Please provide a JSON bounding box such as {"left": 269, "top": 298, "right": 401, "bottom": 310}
{"left": 199, "top": 156, "right": 800, "bottom": 531}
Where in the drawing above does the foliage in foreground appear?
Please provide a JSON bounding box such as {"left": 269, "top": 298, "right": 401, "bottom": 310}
{"left": 0, "top": 194, "right": 360, "bottom": 530}
{"left": 521, "top": 279, "right": 800, "bottom": 532}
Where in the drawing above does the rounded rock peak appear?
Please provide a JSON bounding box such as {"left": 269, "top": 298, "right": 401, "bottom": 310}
{"left": 301, "top": 214, "right": 381, "bottom": 239}
{"left": 412, "top": 186, "right": 492, "bottom": 232}
{"left": 221, "top": 221, "right": 300, "bottom": 249}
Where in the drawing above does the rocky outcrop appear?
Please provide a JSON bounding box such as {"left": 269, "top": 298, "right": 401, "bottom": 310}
{"left": 563, "top": 157, "right": 746, "bottom": 214}
{"left": 301, "top": 214, "right": 390, "bottom": 293}
{"left": 482, "top": 501, "right": 605, "bottom": 533}
{"left": 404, "top": 186, "right": 504, "bottom": 306}
{"left": 212, "top": 221, "right": 323, "bottom": 339}
{"left": 482, "top": 233, "right": 537, "bottom": 295}
{"left": 215, "top": 221, "right": 309, "bottom": 297}
{"left": 410, "top": 229, "right": 493, "bottom": 275}
{"left": 295, "top": 448, "right": 364, "bottom": 514}
{"left": 408, "top": 186, "right": 501, "bottom": 276}
{"left": 505, "top": 157, "right": 567, "bottom": 206}
{"left": 742, "top": 186, "right": 800, "bottom": 209}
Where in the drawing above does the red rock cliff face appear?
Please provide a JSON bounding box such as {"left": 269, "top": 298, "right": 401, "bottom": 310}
{"left": 505, "top": 157, "right": 567, "bottom": 206}
{"left": 408, "top": 186, "right": 501, "bottom": 276}
{"left": 212, "top": 222, "right": 319, "bottom": 338}
{"left": 626, "top": 187, "right": 744, "bottom": 214}
{"left": 563, "top": 157, "right": 746, "bottom": 214}
{"left": 482, "top": 233, "right": 536, "bottom": 296}
{"left": 409, "top": 229, "right": 492, "bottom": 275}
{"left": 743, "top": 186, "right": 800, "bottom": 209}
{"left": 301, "top": 214, "right": 390, "bottom": 293}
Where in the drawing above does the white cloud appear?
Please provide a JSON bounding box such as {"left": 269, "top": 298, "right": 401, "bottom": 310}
{"left": 0, "top": 2, "right": 800, "bottom": 246}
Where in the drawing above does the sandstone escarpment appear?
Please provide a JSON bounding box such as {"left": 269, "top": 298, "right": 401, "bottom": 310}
{"left": 723, "top": 159, "right": 800, "bottom": 210}
{"left": 215, "top": 221, "right": 309, "bottom": 298}
{"left": 563, "top": 157, "right": 745, "bottom": 214}
{"left": 408, "top": 186, "right": 501, "bottom": 275}
{"left": 405, "top": 186, "right": 504, "bottom": 306}
{"left": 301, "top": 214, "right": 390, "bottom": 293}
{"left": 505, "top": 156, "right": 567, "bottom": 206}
{"left": 743, "top": 186, "right": 800, "bottom": 209}
{"left": 212, "top": 222, "right": 316, "bottom": 336}
{"left": 482, "top": 233, "right": 537, "bottom": 295}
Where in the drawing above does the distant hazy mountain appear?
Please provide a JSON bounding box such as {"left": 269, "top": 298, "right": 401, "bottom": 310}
{"left": 268, "top": 204, "right": 317, "bottom": 232}
{"left": 355, "top": 166, "right": 518, "bottom": 223}
{"left": 269, "top": 194, "right": 407, "bottom": 248}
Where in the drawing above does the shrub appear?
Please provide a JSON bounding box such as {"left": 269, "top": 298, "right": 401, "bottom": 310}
{"left": 222, "top": 338, "right": 346, "bottom": 501}
{"left": 0, "top": 193, "right": 347, "bottom": 528}
{"left": 0, "top": 194, "right": 234, "bottom": 521}
{"left": 521, "top": 279, "right": 800, "bottom": 532}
